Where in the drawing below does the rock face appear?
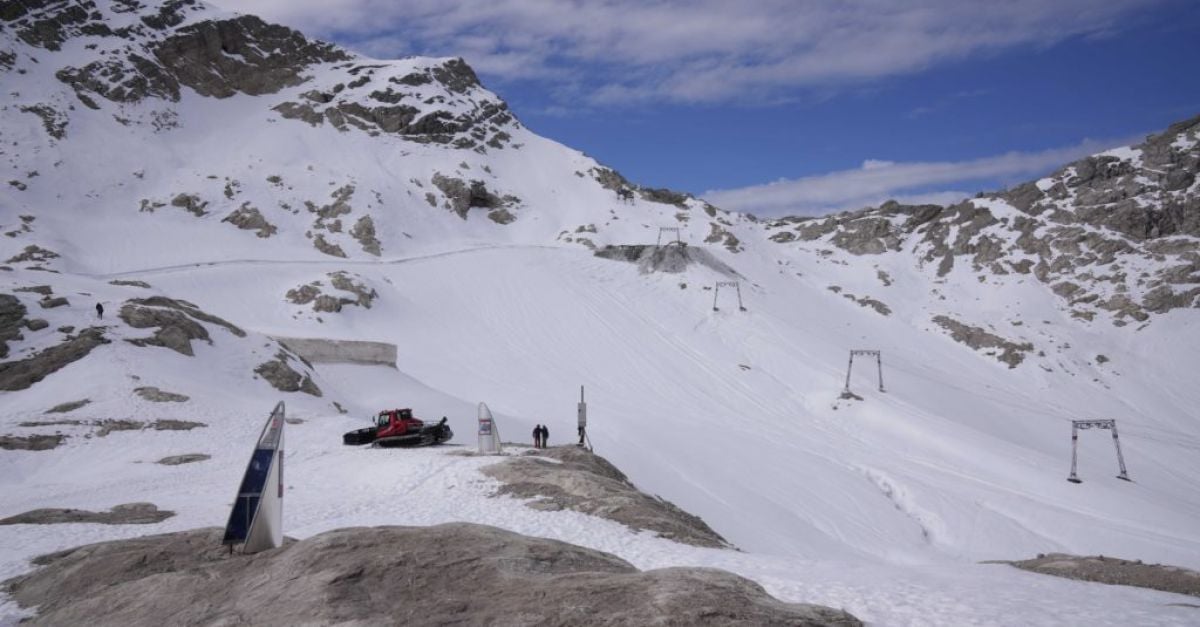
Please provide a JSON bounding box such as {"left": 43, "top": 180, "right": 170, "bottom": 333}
{"left": 1, "top": 524, "right": 861, "bottom": 626}
{"left": 152, "top": 14, "right": 349, "bottom": 99}
{"left": 483, "top": 446, "right": 731, "bottom": 549}
{"left": 272, "top": 58, "right": 517, "bottom": 148}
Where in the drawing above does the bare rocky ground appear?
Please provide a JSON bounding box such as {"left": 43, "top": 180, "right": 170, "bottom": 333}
{"left": 1, "top": 523, "right": 860, "bottom": 626}
{"left": 990, "top": 553, "right": 1200, "bottom": 600}
{"left": 0, "top": 502, "right": 173, "bottom": 526}
{"left": 482, "top": 445, "right": 731, "bottom": 549}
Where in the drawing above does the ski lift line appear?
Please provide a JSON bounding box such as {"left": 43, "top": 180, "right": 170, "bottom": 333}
{"left": 656, "top": 227, "right": 683, "bottom": 247}
{"left": 880, "top": 357, "right": 1122, "bottom": 426}
{"left": 883, "top": 359, "right": 1200, "bottom": 454}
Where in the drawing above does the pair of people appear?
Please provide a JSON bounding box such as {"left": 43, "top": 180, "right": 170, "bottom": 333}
{"left": 532, "top": 424, "right": 550, "bottom": 448}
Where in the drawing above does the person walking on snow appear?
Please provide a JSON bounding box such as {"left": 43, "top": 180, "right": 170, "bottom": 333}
{"left": 95, "top": 303, "right": 104, "bottom": 319}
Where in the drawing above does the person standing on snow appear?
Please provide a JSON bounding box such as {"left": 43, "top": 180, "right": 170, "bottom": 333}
{"left": 532, "top": 424, "right": 541, "bottom": 448}
{"left": 540, "top": 424, "right": 550, "bottom": 448}
{"left": 95, "top": 303, "right": 104, "bottom": 319}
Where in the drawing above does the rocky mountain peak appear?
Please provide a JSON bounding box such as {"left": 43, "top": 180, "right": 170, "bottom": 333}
{"left": 2, "top": 0, "right": 518, "bottom": 147}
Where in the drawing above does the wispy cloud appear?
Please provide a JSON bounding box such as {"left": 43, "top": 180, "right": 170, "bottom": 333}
{"left": 907, "top": 88, "right": 993, "bottom": 119}
{"left": 701, "top": 136, "right": 1141, "bottom": 218}
{"left": 211, "top": 0, "right": 1168, "bottom": 106}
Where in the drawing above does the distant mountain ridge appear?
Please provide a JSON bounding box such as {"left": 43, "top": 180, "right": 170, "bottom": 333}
{"left": 764, "top": 115, "right": 1200, "bottom": 324}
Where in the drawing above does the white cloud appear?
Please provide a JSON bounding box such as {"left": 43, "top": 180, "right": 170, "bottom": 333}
{"left": 701, "top": 136, "right": 1142, "bottom": 218}
{"left": 209, "top": 0, "right": 1167, "bottom": 105}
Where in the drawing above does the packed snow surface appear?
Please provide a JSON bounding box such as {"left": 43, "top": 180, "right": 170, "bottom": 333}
{"left": 2, "top": 3, "right": 1199, "bottom": 623}
{"left": 3, "top": 245, "right": 1199, "bottom": 626}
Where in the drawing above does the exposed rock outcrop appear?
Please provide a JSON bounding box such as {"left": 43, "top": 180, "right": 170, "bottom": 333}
{"left": 0, "top": 293, "right": 28, "bottom": 358}
{"left": 285, "top": 272, "right": 376, "bottom": 313}
{"left": 222, "top": 203, "right": 276, "bottom": 238}
{"left": 0, "top": 503, "right": 173, "bottom": 526}
{"left": 0, "top": 434, "right": 65, "bottom": 451}
{"left": 0, "top": 327, "right": 109, "bottom": 391}
{"left": 254, "top": 351, "right": 321, "bottom": 396}
{"left": 120, "top": 297, "right": 244, "bottom": 356}
{"left": 994, "top": 553, "right": 1200, "bottom": 599}
{"left": 349, "top": 215, "right": 380, "bottom": 255}
{"left": 1, "top": 524, "right": 860, "bottom": 626}
{"left": 932, "top": 315, "right": 1033, "bottom": 368}
{"left": 484, "top": 446, "right": 730, "bottom": 549}
{"left": 156, "top": 454, "right": 210, "bottom": 466}
{"left": 133, "top": 386, "right": 189, "bottom": 402}
{"left": 431, "top": 173, "right": 513, "bottom": 219}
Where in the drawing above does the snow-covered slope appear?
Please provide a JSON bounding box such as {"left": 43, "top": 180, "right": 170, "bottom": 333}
{"left": 2, "top": 2, "right": 1200, "bottom": 624}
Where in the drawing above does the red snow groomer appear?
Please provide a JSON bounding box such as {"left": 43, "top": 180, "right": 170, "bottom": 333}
{"left": 342, "top": 408, "right": 453, "bottom": 448}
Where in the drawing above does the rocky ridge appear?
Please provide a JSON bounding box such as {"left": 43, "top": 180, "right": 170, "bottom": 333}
{"left": 765, "top": 116, "right": 1200, "bottom": 327}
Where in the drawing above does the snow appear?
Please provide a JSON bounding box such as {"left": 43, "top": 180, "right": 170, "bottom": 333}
{"left": 2, "top": 3, "right": 1199, "bottom": 624}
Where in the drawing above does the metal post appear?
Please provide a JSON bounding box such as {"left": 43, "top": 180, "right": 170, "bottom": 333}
{"left": 876, "top": 352, "right": 885, "bottom": 392}
{"left": 844, "top": 352, "right": 854, "bottom": 393}
{"left": 1068, "top": 424, "right": 1081, "bottom": 483}
{"left": 712, "top": 284, "right": 720, "bottom": 311}
{"left": 735, "top": 282, "right": 746, "bottom": 311}
{"left": 577, "top": 385, "right": 588, "bottom": 449}
{"left": 1111, "top": 424, "right": 1130, "bottom": 481}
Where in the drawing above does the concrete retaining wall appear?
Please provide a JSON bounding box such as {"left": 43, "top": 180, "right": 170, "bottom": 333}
{"left": 274, "top": 337, "right": 397, "bottom": 367}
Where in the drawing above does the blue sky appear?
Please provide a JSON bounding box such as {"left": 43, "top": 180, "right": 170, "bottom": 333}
{"left": 215, "top": 0, "right": 1200, "bottom": 217}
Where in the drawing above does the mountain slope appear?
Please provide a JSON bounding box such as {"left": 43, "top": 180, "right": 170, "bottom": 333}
{"left": 2, "top": 2, "right": 1200, "bottom": 624}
